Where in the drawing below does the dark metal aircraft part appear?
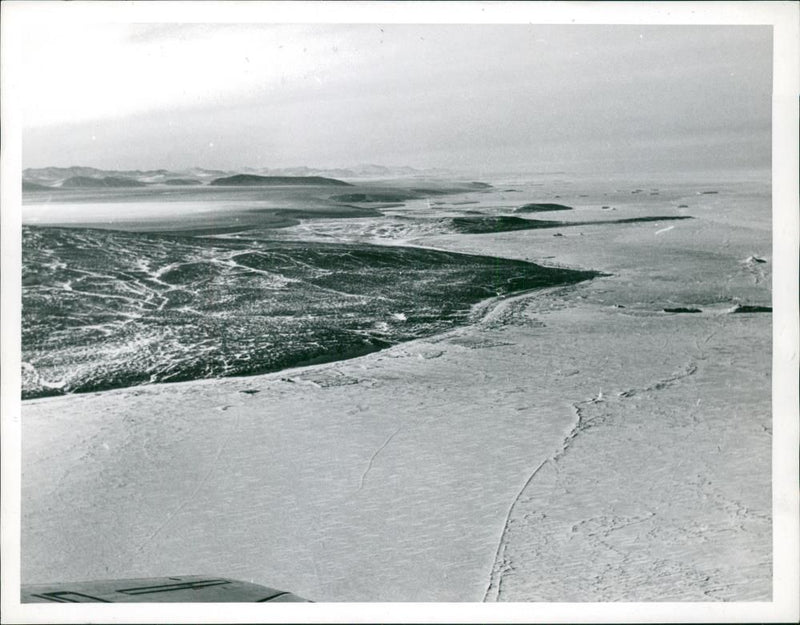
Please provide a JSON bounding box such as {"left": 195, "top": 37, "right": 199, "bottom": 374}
{"left": 21, "top": 575, "right": 309, "bottom": 602}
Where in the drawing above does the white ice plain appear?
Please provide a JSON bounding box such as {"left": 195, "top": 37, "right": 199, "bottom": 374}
{"left": 21, "top": 174, "right": 771, "bottom": 601}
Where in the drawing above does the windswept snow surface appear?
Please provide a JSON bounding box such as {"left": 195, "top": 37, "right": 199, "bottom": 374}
{"left": 21, "top": 174, "right": 771, "bottom": 601}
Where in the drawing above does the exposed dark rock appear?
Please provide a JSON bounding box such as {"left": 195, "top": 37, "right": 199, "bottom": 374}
{"left": 730, "top": 305, "right": 772, "bottom": 313}
{"left": 610, "top": 216, "right": 692, "bottom": 224}
{"left": 515, "top": 203, "right": 573, "bottom": 213}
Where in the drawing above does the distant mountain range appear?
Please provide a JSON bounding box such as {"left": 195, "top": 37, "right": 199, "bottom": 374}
{"left": 22, "top": 164, "right": 451, "bottom": 189}
{"left": 61, "top": 176, "right": 148, "bottom": 188}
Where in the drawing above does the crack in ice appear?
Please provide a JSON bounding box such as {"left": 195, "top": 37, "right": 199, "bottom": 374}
{"left": 482, "top": 456, "right": 550, "bottom": 602}
{"left": 357, "top": 426, "right": 402, "bottom": 493}
{"left": 617, "top": 362, "right": 698, "bottom": 399}
{"left": 483, "top": 393, "right": 602, "bottom": 602}
{"left": 484, "top": 362, "right": 700, "bottom": 602}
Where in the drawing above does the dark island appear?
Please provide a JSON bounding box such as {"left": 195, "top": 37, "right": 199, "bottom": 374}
{"left": 210, "top": 174, "right": 353, "bottom": 187}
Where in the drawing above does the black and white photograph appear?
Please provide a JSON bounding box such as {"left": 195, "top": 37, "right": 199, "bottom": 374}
{"left": 2, "top": 1, "right": 798, "bottom": 622}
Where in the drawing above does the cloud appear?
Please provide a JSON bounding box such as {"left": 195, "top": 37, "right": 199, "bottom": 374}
{"left": 21, "top": 23, "right": 359, "bottom": 128}
{"left": 21, "top": 24, "right": 772, "bottom": 173}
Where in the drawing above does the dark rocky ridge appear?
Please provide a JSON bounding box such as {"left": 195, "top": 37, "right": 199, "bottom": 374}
{"left": 22, "top": 226, "right": 600, "bottom": 398}
{"left": 451, "top": 214, "right": 693, "bottom": 234}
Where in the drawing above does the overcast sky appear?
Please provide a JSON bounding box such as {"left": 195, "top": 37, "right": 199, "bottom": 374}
{"left": 20, "top": 22, "right": 772, "bottom": 175}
